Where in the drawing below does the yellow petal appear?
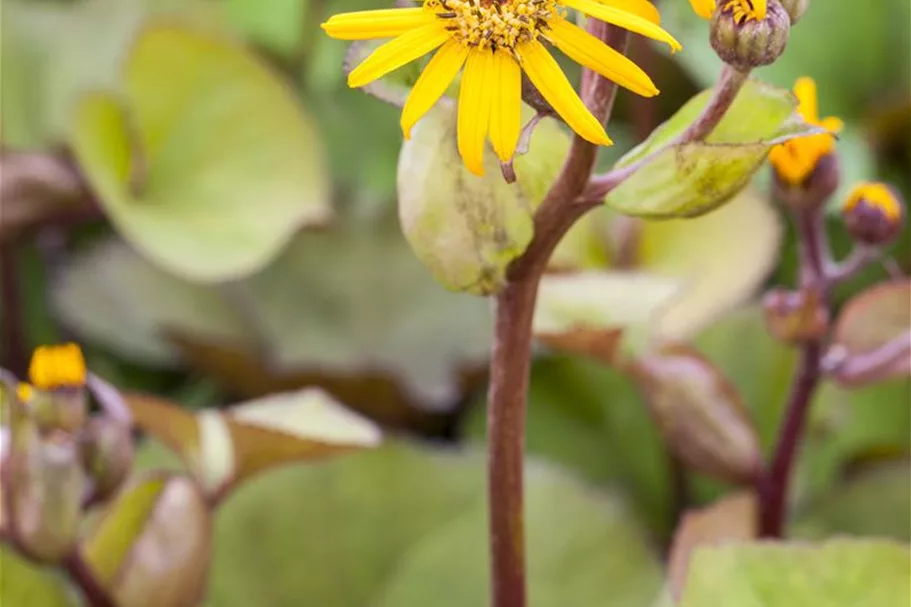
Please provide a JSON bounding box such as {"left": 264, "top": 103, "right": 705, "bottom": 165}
{"left": 517, "top": 40, "right": 611, "bottom": 146}
{"left": 793, "top": 77, "right": 819, "bottom": 123}
{"left": 688, "top": 0, "right": 716, "bottom": 19}
{"left": 752, "top": 0, "right": 767, "bottom": 20}
{"left": 488, "top": 51, "right": 522, "bottom": 162}
{"left": 458, "top": 50, "right": 495, "bottom": 176}
{"left": 321, "top": 8, "right": 435, "bottom": 41}
{"left": 545, "top": 17, "right": 658, "bottom": 98}
{"left": 596, "top": 0, "right": 661, "bottom": 24}
{"left": 820, "top": 116, "right": 844, "bottom": 135}
{"left": 401, "top": 40, "right": 469, "bottom": 139}
{"left": 348, "top": 23, "right": 450, "bottom": 88}
{"left": 562, "top": 0, "right": 682, "bottom": 52}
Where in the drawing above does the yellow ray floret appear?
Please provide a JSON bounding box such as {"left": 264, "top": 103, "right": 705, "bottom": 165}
{"left": 689, "top": 0, "right": 716, "bottom": 19}
{"left": 844, "top": 182, "right": 903, "bottom": 222}
{"left": 28, "top": 343, "right": 87, "bottom": 390}
{"left": 769, "top": 77, "right": 842, "bottom": 186}
{"left": 321, "top": 0, "right": 680, "bottom": 175}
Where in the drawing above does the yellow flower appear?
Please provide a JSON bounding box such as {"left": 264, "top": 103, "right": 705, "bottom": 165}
{"left": 323, "top": 0, "right": 680, "bottom": 175}
{"left": 844, "top": 182, "right": 902, "bottom": 222}
{"left": 768, "top": 77, "right": 843, "bottom": 186}
{"left": 690, "top": 0, "right": 767, "bottom": 22}
{"left": 27, "top": 343, "right": 87, "bottom": 391}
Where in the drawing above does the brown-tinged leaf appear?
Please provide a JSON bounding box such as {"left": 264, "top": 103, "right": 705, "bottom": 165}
{"left": 536, "top": 328, "right": 625, "bottom": 367}
{"left": 123, "top": 393, "right": 201, "bottom": 469}
{"left": 632, "top": 345, "right": 762, "bottom": 484}
{"left": 831, "top": 280, "right": 911, "bottom": 385}
{"left": 80, "top": 473, "right": 211, "bottom": 607}
{"left": 668, "top": 492, "right": 757, "bottom": 601}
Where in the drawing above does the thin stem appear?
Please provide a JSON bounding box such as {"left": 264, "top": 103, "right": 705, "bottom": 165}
{"left": 825, "top": 245, "right": 878, "bottom": 285}
{"left": 485, "top": 22, "right": 627, "bottom": 607}
{"left": 581, "top": 66, "right": 751, "bottom": 202}
{"left": 757, "top": 207, "right": 829, "bottom": 538}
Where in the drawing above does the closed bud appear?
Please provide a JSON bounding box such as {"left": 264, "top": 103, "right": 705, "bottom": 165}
{"left": 772, "top": 152, "right": 840, "bottom": 211}
{"left": 10, "top": 435, "right": 86, "bottom": 563}
{"left": 711, "top": 1, "right": 790, "bottom": 70}
{"left": 763, "top": 287, "right": 829, "bottom": 344}
{"left": 80, "top": 418, "right": 134, "bottom": 500}
{"left": 632, "top": 345, "right": 762, "bottom": 484}
{"left": 842, "top": 182, "right": 905, "bottom": 247}
{"left": 29, "top": 388, "right": 88, "bottom": 434}
{"left": 80, "top": 473, "right": 211, "bottom": 607}
{"left": 778, "top": 0, "right": 810, "bottom": 23}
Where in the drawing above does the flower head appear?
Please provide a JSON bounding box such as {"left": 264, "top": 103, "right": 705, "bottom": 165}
{"left": 323, "top": 0, "right": 681, "bottom": 175}
{"left": 27, "top": 343, "right": 87, "bottom": 391}
{"left": 842, "top": 181, "right": 905, "bottom": 246}
{"left": 768, "top": 77, "right": 843, "bottom": 186}
{"left": 690, "top": 0, "right": 767, "bottom": 22}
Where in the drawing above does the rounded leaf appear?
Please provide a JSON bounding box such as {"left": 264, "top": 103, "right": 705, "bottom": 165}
{"left": 68, "top": 23, "right": 330, "bottom": 282}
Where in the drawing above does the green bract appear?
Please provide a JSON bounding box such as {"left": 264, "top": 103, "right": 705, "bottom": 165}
{"left": 605, "top": 79, "right": 821, "bottom": 218}
{"left": 68, "top": 23, "right": 330, "bottom": 282}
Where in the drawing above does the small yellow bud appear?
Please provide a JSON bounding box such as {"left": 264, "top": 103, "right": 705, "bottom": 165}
{"left": 28, "top": 343, "right": 87, "bottom": 391}
{"left": 16, "top": 383, "right": 33, "bottom": 403}
{"left": 842, "top": 182, "right": 905, "bottom": 246}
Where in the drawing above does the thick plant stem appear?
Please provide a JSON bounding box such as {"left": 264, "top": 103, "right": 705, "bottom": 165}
{"left": 487, "top": 278, "right": 539, "bottom": 607}
{"left": 757, "top": 207, "right": 828, "bottom": 538}
{"left": 678, "top": 65, "right": 748, "bottom": 142}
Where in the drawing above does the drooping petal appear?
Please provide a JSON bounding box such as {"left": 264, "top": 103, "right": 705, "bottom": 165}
{"left": 401, "top": 40, "right": 470, "bottom": 138}
{"left": 321, "top": 8, "right": 435, "bottom": 41}
{"left": 562, "top": 0, "right": 682, "bottom": 52}
{"left": 793, "top": 77, "right": 820, "bottom": 123}
{"left": 596, "top": 0, "right": 661, "bottom": 24}
{"left": 688, "top": 0, "right": 716, "bottom": 19}
{"left": 517, "top": 40, "right": 611, "bottom": 146}
{"left": 458, "top": 50, "right": 496, "bottom": 176}
{"left": 545, "top": 17, "right": 658, "bottom": 98}
{"left": 487, "top": 51, "right": 522, "bottom": 162}
{"left": 348, "top": 23, "right": 449, "bottom": 88}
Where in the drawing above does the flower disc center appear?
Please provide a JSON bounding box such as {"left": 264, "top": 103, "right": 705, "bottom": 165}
{"left": 429, "top": 0, "right": 557, "bottom": 51}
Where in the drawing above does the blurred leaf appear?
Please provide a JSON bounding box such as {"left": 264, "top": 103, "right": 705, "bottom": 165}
{"left": 632, "top": 345, "right": 762, "bottom": 484}
{"left": 52, "top": 239, "right": 255, "bottom": 366}
{"left": 639, "top": 188, "right": 782, "bottom": 340}
{"left": 605, "top": 80, "right": 816, "bottom": 218}
{"left": 796, "top": 460, "right": 911, "bottom": 542}
{"left": 68, "top": 23, "right": 331, "bottom": 282}
{"left": 0, "top": 544, "right": 83, "bottom": 607}
{"left": 80, "top": 473, "right": 211, "bottom": 607}
{"left": 680, "top": 539, "right": 911, "bottom": 607}
{"left": 668, "top": 492, "right": 756, "bottom": 602}
{"left": 206, "top": 441, "right": 663, "bottom": 607}
{"left": 125, "top": 389, "right": 381, "bottom": 495}
{"left": 224, "top": 0, "right": 308, "bottom": 57}
{"left": 235, "top": 217, "right": 493, "bottom": 409}
{"left": 831, "top": 280, "right": 911, "bottom": 384}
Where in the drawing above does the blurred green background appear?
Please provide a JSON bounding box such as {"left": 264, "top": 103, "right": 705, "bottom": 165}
{"left": 1, "top": 0, "right": 909, "bottom": 605}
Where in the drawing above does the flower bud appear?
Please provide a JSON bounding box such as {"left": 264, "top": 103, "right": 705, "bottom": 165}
{"left": 763, "top": 287, "right": 829, "bottom": 345}
{"left": 29, "top": 388, "right": 88, "bottom": 435}
{"left": 9, "top": 434, "right": 86, "bottom": 563}
{"left": 711, "top": 1, "right": 790, "bottom": 70}
{"left": 631, "top": 344, "right": 762, "bottom": 484}
{"left": 80, "top": 418, "right": 134, "bottom": 501}
{"left": 778, "top": 0, "right": 810, "bottom": 23}
{"left": 80, "top": 473, "right": 211, "bottom": 607}
{"left": 772, "top": 151, "right": 840, "bottom": 211}
{"left": 842, "top": 182, "right": 905, "bottom": 247}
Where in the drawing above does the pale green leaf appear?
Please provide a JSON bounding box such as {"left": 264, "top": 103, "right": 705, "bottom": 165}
{"left": 68, "top": 23, "right": 331, "bottom": 282}
{"left": 0, "top": 544, "right": 84, "bottom": 607}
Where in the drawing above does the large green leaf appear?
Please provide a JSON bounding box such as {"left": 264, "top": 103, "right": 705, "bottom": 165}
{"left": 605, "top": 80, "right": 817, "bottom": 218}
{"left": 0, "top": 544, "right": 84, "bottom": 607}
{"left": 68, "top": 23, "right": 330, "bottom": 282}
{"left": 680, "top": 539, "right": 911, "bottom": 607}
{"left": 205, "top": 441, "right": 663, "bottom": 607}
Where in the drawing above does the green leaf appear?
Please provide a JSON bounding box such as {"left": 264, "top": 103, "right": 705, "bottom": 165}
{"left": 206, "top": 441, "right": 663, "bottom": 607}
{"left": 638, "top": 188, "right": 782, "bottom": 340}
{"left": 0, "top": 544, "right": 84, "bottom": 607}
{"left": 680, "top": 539, "right": 911, "bottom": 607}
{"left": 52, "top": 239, "right": 255, "bottom": 366}
{"left": 68, "top": 23, "right": 331, "bottom": 282}
{"left": 605, "top": 80, "right": 818, "bottom": 218}
{"left": 796, "top": 460, "right": 911, "bottom": 542}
